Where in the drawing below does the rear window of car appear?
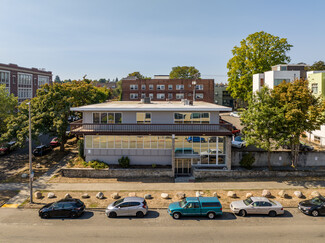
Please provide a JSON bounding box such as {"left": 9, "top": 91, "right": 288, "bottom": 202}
{"left": 129, "top": 202, "right": 140, "bottom": 206}
{"left": 201, "top": 202, "right": 221, "bottom": 208}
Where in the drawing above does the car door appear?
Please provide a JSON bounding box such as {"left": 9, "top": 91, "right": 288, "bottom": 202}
{"left": 183, "top": 203, "right": 199, "bottom": 216}
{"left": 248, "top": 201, "right": 261, "bottom": 214}
{"left": 261, "top": 202, "right": 273, "bottom": 215}
{"left": 63, "top": 202, "right": 74, "bottom": 217}
{"left": 52, "top": 202, "right": 65, "bottom": 217}
{"left": 128, "top": 202, "right": 140, "bottom": 216}
{"left": 117, "top": 202, "right": 130, "bottom": 216}
{"left": 320, "top": 203, "right": 325, "bottom": 215}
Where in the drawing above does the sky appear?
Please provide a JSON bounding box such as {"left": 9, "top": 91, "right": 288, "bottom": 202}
{"left": 1, "top": 0, "right": 325, "bottom": 83}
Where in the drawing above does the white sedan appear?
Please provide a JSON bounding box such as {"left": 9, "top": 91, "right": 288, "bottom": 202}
{"left": 231, "top": 136, "right": 246, "bottom": 148}
{"left": 230, "top": 111, "right": 240, "bottom": 118}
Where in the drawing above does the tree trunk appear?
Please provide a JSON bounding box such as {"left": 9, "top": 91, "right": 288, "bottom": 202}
{"left": 59, "top": 133, "right": 67, "bottom": 152}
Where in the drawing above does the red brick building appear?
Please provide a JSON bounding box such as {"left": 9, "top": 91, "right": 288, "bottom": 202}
{"left": 0, "top": 63, "right": 52, "bottom": 103}
{"left": 121, "top": 78, "right": 215, "bottom": 103}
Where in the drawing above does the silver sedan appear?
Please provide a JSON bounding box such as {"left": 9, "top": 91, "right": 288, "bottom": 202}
{"left": 106, "top": 197, "right": 148, "bottom": 218}
{"left": 230, "top": 197, "right": 284, "bottom": 217}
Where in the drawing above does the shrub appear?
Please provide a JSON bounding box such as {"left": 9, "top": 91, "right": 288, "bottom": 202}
{"left": 118, "top": 156, "right": 130, "bottom": 168}
{"left": 84, "top": 160, "right": 109, "bottom": 169}
{"left": 240, "top": 152, "right": 255, "bottom": 170}
{"left": 152, "top": 164, "right": 157, "bottom": 168}
{"left": 77, "top": 139, "right": 84, "bottom": 160}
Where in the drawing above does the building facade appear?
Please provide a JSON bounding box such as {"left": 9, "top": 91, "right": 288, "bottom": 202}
{"left": 214, "top": 84, "right": 235, "bottom": 108}
{"left": 121, "top": 78, "right": 215, "bottom": 103}
{"left": 70, "top": 100, "right": 233, "bottom": 176}
{"left": 0, "top": 63, "right": 52, "bottom": 102}
{"left": 253, "top": 64, "right": 307, "bottom": 93}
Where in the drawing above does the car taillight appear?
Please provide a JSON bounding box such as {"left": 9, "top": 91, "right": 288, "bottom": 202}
{"left": 220, "top": 208, "right": 222, "bottom": 211}
{"left": 281, "top": 208, "right": 283, "bottom": 210}
{"left": 142, "top": 204, "right": 146, "bottom": 209}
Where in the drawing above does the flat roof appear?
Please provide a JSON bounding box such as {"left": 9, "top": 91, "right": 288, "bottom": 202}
{"left": 71, "top": 101, "right": 232, "bottom": 112}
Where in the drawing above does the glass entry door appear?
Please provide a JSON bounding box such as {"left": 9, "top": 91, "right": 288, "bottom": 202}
{"left": 175, "top": 158, "right": 192, "bottom": 176}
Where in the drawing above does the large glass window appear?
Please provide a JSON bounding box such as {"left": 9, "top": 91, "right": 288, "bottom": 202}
{"left": 176, "top": 84, "right": 184, "bottom": 90}
{"left": 195, "top": 84, "right": 204, "bottom": 90}
{"left": 157, "top": 85, "right": 165, "bottom": 90}
{"left": 18, "top": 73, "right": 32, "bottom": 102}
{"left": 85, "top": 136, "right": 92, "bottom": 149}
{"left": 137, "top": 113, "right": 151, "bottom": 123}
{"left": 0, "top": 71, "right": 10, "bottom": 93}
{"left": 93, "top": 113, "right": 122, "bottom": 124}
{"left": 100, "top": 136, "right": 107, "bottom": 148}
{"left": 312, "top": 83, "right": 318, "bottom": 94}
{"left": 157, "top": 93, "right": 165, "bottom": 99}
{"left": 174, "top": 113, "right": 210, "bottom": 124}
{"left": 274, "top": 79, "right": 290, "bottom": 86}
{"left": 38, "top": 75, "right": 49, "bottom": 88}
{"left": 130, "top": 84, "right": 138, "bottom": 90}
{"left": 176, "top": 93, "right": 184, "bottom": 99}
{"left": 130, "top": 93, "right": 138, "bottom": 99}
{"left": 136, "top": 136, "right": 144, "bottom": 148}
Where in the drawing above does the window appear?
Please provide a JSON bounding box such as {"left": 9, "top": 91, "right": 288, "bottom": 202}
{"left": 157, "top": 93, "right": 165, "bottom": 99}
{"left": 141, "top": 93, "right": 146, "bottom": 98}
{"left": 93, "top": 113, "right": 122, "bottom": 124}
{"left": 149, "top": 93, "right": 153, "bottom": 99}
{"left": 149, "top": 84, "right": 153, "bottom": 90}
{"left": 174, "top": 112, "right": 210, "bottom": 124}
{"left": 130, "top": 93, "right": 138, "bottom": 99}
{"left": 202, "top": 202, "right": 221, "bottom": 207}
{"left": 176, "top": 84, "right": 184, "bottom": 90}
{"left": 0, "top": 71, "right": 10, "bottom": 93}
{"left": 280, "top": 66, "right": 287, "bottom": 71}
{"left": 312, "top": 83, "right": 318, "bottom": 94}
{"left": 274, "top": 79, "right": 290, "bottom": 86}
{"left": 130, "top": 84, "right": 138, "bottom": 90}
{"left": 260, "top": 78, "right": 264, "bottom": 86}
{"left": 141, "top": 84, "right": 146, "bottom": 90}
{"left": 18, "top": 73, "right": 32, "bottom": 101}
{"left": 314, "top": 136, "right": 321, "bottom": 143}
{"left": 195, "top": 84, "right": 203, "bottom": 90}
{"left": 176, "top": 93, "right": 184, "bottom": 99}
{"left": 38, "top": 75, "right": 49, "bottom": 88}
{"left": 168, "top": 93, "right": 173, "bottom": 99}
{"left": 137, "top": 113, "right": 151, "bottom": 123}
{"left": 157, "top": 85, "right": 165, "bottom": 90}
{"left": 196, "top": 93, "right": 204, "bottom": 99}
{"left": 168, "top": 84, "right": 173, "bottom": 90}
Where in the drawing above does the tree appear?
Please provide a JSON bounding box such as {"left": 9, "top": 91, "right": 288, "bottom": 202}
{"left": 98, "top": 78, "right": 107, "bottom": 83}
{"left": 169, "top": 66, "right": 200, "bottom": 79}
{"left": 0, "top": 81, "right": 110, "bottom": 151}
{"left": 241, "top": 86, "right": 283, "bottom": 170}
{"left": 227, "top": 31, "right": 293, "bottom": 102}
{"left": 272, "top": 79, "right": 325, "bottom": 167}
{"left": 54, "top": 75, "right": 61, "bottom": 83}
{"left": 306, "top": 61, "right": 325, "bottom": 71}
{"left": 0, "top": 85, "right": 18, "bottom": 134}
{"left": 127, "top": 72, "right": 150, "bottom": 79}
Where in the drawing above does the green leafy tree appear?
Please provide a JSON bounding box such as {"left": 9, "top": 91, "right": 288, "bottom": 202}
{"left": 127, "top": 72, "right": 150, "bottom": 79}
{"left": 0, "top": 85, "right": 18, "bottom": 134}
{"left": 227, "top": 31, "right": 293, "bottom": 102}
{"left": 241, "top": 86, "right": 284, "bottom": 170}
{"left": 306, "top": 61, "right": 325, "bottom": 71}
{"left": 1, "top": 81, "right": 110, "bottom": 151}
{"left": 272, "top": 79, "right": 325, "bottom": 167}
{"left": 54, "top": 75, "right": 61, "bottom": 83}
{"left": 98, "top": 78, "right": 107, "bottom": 83}
{"left": 169, "top": 66, "right": 200, "bottom": 79}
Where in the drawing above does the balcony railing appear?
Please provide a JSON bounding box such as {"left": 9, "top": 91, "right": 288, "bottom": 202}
{"left": 70, "top": 120, "right": 232, "bottom": 136}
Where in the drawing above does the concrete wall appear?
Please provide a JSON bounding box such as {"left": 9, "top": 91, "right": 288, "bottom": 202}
{"left": 85, "top": 148, "right": 172, "bottom": 165}
{"left": 232, "top": 151, "right": 325, "bottom": 167}
{"left": 61, "top": 167, "right": 173, "bottom": 178}
{"left": 252, "top": 73, "right": 264, "bottom": 93}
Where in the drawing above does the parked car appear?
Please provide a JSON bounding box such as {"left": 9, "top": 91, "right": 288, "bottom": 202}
{"left": 298, "top": 196, "right": 325, "bottom": 217}
{"left": 39, "top": 199, "right": 85, "bottom": 218}
{"left": 200, "top": 149, "right": 222, "bottom": 156}
{"left": 0, "top": 141, "right": 16, "bottom": 155}
{"left": 187, "top": 136, "right": 206, "bottom": 143}
{"left": 106, "top": 197, "right": 148, "bottom": 218}
{"left": 32, "top": 145, "right": 52, "bottom": 156}
{"left": 230, "top": 111, "right": 240, "bottom": 118}
{"left": 231, "top": 136, "right": 246, "bottom": 148}
{"left": 282, "top": 142, "right": 314, "bottom": 151}
{"left": 230, "top": 197, "right": 284, "bottom": 217}
{"left": 50, "top": 137, "right": 60, "bottom": 147}
{"left": 232, "top": 126, "right": 240, "bottom": 136}
{"left": 175, "top": 148, "right": 198, "bottom": 154}
{"left": 208, "top": 137, "right": 224, "bottom": 143}
{"left": 168, "top": 197, "right": 222, "bottom": 219}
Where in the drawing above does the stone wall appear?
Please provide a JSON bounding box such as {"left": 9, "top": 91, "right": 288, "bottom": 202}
{"left": 232, "top": 151, "right": 325, "bottom": 167}
{"left": 61, "top": 167, "right": 173, "bottom": 178}
{"left": 193, "top": 167, "right": 325, "bottom": 179}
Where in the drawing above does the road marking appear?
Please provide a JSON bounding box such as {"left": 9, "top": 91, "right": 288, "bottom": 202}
{"left": 1, "top": 204, "right": 19, "bottom": 208}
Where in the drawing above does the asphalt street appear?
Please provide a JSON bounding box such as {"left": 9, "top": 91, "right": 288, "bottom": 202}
{"left": 0, "top": 208, "right": 324, "bottom": 243}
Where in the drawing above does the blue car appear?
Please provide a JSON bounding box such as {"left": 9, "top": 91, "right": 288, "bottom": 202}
{"left": 168, "top": 197, "right": 222, "bottom": 219}
{"left": 187, "top": 137, "right": 206, "bottom": 143}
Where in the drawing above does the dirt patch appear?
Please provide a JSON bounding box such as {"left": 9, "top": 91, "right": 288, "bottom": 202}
{"left": 0, "top": 191, "right": 19, "bottom": 206}
{"left": 21, "top": 188, "right": 325, "bottom": 209}
{"left": 0, "top": 138, "right": 77, "bottom": 183}
{"left": 49, "top": 176, "right": 174, "bottom": 183}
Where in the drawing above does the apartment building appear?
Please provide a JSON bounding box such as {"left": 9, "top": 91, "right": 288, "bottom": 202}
{"left": 121, "top": 77, "right": 215, "bottom": 103}
{"left": 0, "top": 63, "right": 52, "bottom": 102}
{"left": 70, "top": 99, "right": 232, "bottom": 176}
{"left": 214, "top": 84, "right": 235, "bottom": 108}
{"left": 252, "top": 64, "right": 307, "bottom": 93}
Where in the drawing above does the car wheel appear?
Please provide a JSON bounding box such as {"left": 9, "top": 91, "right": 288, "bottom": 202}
{"left": 70, "top": 212, "right": 78, "bottom": 218}
{"left": 207, "top": 212, "right": 216, "bottom": 219}
{"left": 311, "top": 210, "right": 319, "bottom": 217}
{"left": 136, "top": 211, "right": 144, "bottom": 218}
{"left": 172, "top": 212, "right": 181, "bottom": 219}
{"left": 42, "top": 212, "right": 49, "bottom": 219}
{"left": 268, "top": 211, "right": 277, "bottom": 217}
{"left": 238, "top": 210, "right": 247, "bottom": 217}
{"left": 109, "top": 212, "right": 117, "bottom": 218}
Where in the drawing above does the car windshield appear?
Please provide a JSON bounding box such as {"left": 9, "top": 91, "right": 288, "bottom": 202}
{"left": 234, "top": 137, "right": 243, "bottom": 142}
{"left": 179, "top": 199, "right": 187, "bottom": 208}
{"left": 243, "top": 198, "right": 253, "bottom": 206}
{"left": 311, "top": 197, "right": 325, "bottom": 205}
{"left": 113, "top": 198, "right": 124, "bottom": 206}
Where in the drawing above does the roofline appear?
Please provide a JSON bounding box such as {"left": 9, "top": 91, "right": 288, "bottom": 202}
{"left": 71, "top": 107, "right": 232, "bottom": 112}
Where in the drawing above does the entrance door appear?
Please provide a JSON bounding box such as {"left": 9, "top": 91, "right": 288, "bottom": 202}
{"left": 175, "top": 159, "right": 192, "bottom": 176}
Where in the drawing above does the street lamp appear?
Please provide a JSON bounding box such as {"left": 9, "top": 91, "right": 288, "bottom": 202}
{"left": 27, "top": 102, "right": 33, "bottom": 204}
